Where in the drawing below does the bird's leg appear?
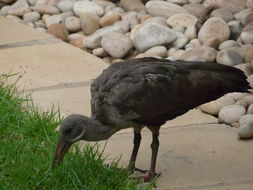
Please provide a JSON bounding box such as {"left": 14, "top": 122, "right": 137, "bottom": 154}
{"left": 129, "top": 130, "right": 148, "bottom": 173}
{"left": 140, "top": 128, "right": 160, "bottom": 182}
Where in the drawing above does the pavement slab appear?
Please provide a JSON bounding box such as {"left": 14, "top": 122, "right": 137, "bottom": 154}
{"left": 0, "top": 16, "right": 53, "bottom": 46}
{"left": 86, "top": 124, "right": 253, "bottom": 190}
{"left": 0, "top": 42, "right": 108, "bottom": 90}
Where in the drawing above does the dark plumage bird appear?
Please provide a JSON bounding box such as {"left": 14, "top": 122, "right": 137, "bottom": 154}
{"left": 52, "top": 57, "right": 250, "bottom": 182}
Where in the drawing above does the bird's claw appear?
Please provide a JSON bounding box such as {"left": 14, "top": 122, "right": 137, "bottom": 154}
{"left": 133, "top": 167, "right": 149, "bottom": 174}
{"left": 132, "top": 172, "right": 161, "bottom": 182}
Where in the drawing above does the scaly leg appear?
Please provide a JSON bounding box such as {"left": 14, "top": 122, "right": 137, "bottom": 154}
{"left": 129, "top": 130, "right": 148, "bottom": 173}
{"left": 140, "top": 128, "right": 160, "bottom": 182}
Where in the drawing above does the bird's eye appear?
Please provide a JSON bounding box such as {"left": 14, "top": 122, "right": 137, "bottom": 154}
{"left": 63, "top": 128, "right": 72, "bottom": 135}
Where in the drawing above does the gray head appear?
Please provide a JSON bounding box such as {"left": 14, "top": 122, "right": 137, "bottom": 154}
{"left": 52, "top": 114, "right": 93, "bottom": 167}
{"left": 59, "top": 114, "right": 89, "bottom": 143}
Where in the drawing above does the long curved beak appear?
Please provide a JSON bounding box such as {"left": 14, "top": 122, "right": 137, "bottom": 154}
{"left": 51, "top": 137, "right": 72, "bottom": 168}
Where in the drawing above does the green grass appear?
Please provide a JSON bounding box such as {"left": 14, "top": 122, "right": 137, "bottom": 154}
{"left": 0, "top": 75, "right": 154, "bottom": 190}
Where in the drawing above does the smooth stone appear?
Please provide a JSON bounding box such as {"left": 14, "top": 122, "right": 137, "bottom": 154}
{"left": 210, "top": 8, "right": 234, "bottom": 22}
{"left": 47, "top": 23, "right": 69, "bottom": 41}
{"left": 183, "top": 3, "right": 205, "bottom": 18}
{"left": 199, "top": 96, "right": 235, "bottom": 116}
{"left": 179, "top": 47, "right": 217, "bottom": 62}
{"left": 234, "top": 63, "right": 253, "bottom": 76}
{"left": 238, "top": 114, "right": 253, "bottom": 139}
{"left": 130, "top": 24, "right": 143, "bottom": 41}
{"left": 198, "top": 17, "right": 230, "bottom": 44}
{"left": 166, "top": 0, "right": 188, "bottom": 5}
{"left": 184, "top": 25, "right": 197, "bottom": 40}
{"left": 48, "top": 0, "right": 61, "bottom": 6}
{"left": 31, "top": 5, "right": 60, "bottom": 15}
{"left": 69, "top": 37, "right": 86, "bottom": 50}
{"left": 247, "top": 74, "right": 253, "bottom": 88}
{"left": 0, "top": 6, "right": 11, "bottom": 16}
{"left": 239, "top": 44, "right": 253, "bottom": 63}
{"left": 114, "top": 20, "right": 130, "bottom": 33}
{"left": 101, "top": 31, "right": 133, "bottom": 58}
{"left": 28, "top": 0, "right": 37, "bottom": 5}
{"left": 143, "top": 16, "right": 168, "bottom": 27}
{"left": 36, "top": 27, "right": 47, "bottom": 32}
{"left": 35, "top": 0, "right": 49, "bottom": 5}
{"left": 67, "top": 33, "right": 85, "bottom": 41}
{"left": 136, "top": 53, "right": 162, "bottom": 59}
{"left": 26, "top": 22, "right": 35, "bottom": 28}
{"left": 172, "top": 32, "right": 189, "bottom": 49}
{"left": 228, "top": 20, "right": 242, "bottom": 39}
{"left": 99, "top": 13, "right": 121, "bottom": 27}
{"left": 238, "top": 123, "right": 253, "bottom": 139}
{"left": 23, "top": 11, "right": 41, "bottom": 23}
{"left": 226, "top": 92, "right": 248, "bottom": 101}
{"left": 120, "top": 0, "right": 145, "bottom": 12}
{"left": 58, "top": 11, "right": 74, "bottom": 19}
{"left": 114, "top": 7, "right": 125, "bottom": 15}
{"left": 8, "top": 0, "right": 30, "bottom": 16}
{"left": 57, "top": 0, "right": 74, "bottom": 12}
{"left": 44, "top": 15, "right": 62, "bottom": 28}
{"left": 34, "top": 20, "right": 46, "bottom": 28}
{"left": 146, "top": 1, "right": 188, "bottom": 18}
{"left": 239, "top": 114, "right": 253, "bottom": 126}
{"left": 241, "top": 31, "right": 253, "bottom": 44}
{"left": 6, "top": 15, "right": 22, "bottom": 22}
{"left": 218, "top": 40, "right": 241, "bottom": 50}
{"left": 167, "top": 13, "right": 197, "bottom": 27}
{"left": 189, "top": 0, "right": 203, "bottom": 3}
{"left": 234, "top": 9, "right": 253, "bottom": 25}
{"left": 92, "top": 47, "right": 108, "bottom": 57}
{"left": 188, "top": 39, "right": 202, "bottom": 47}
{"left": 235, "top": 99, "right": 248, "bottom": 108}
{"left": 168, "top": 49, "right": 185, "bottom": 60}
{"left": 64, "top": 16, "right": 81, "bottom": 33}
{"left": 231, "top": 122, "right": 240, "bottom": 128}
{"left": 133, "top": 22, "right": 177, "bottom": 52}
{"left": 216, "top": 49, "right": 243, "bottom": 66}
{"left": 80, "top": 13, "right": 100, "bottom": 35}
{"left": 84, "top": 23, "right": 128, "bottom": 49}
{"left": 73, "top": 1, "right": 104, "bottom": 17}
{"left": 247, "top": 104, "right": 253, "bottom": 114}
{"left": 203, "top": 38, "right": 220, "bottom": 49}
{"left": 210, "top": 0, "right": 247, "bottom": 14}
{"left": 140, "top": 14, "right": 152, "bottom": 24}
{"left": 93, "top": 0, "right": 116, "bottom": 9}
{"left": 243, "top": 95, "right": 253, "bottom": 107}
{"left": 218, "top": 105, "right": 246, "bottom": 124}
{"left": 242, "top": 20, "right": 253, "bottom": 32}
{"left": 167, "top": 47, "right": 177, "bottom": 56}
{"left": 144, "top": 46, "right": 167, "bottom": 58}
{"left": 248, "top": 0, "right": 253, "bottom": 8}
{"left": 172, "top": 26, "right": 186, "bottom": 33}
{"left": 122, "top": 11, "right": 139, "bottom": 29}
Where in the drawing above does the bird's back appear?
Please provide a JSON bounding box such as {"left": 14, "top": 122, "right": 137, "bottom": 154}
{"left": 91, "top": 58, "right": 250, "bottom": 127}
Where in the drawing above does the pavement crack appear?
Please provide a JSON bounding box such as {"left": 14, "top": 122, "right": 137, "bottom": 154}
{"left": 0, "top": 37, "right": 61, "bottom": 49}
{"left": 23, "top": 81, "right": 92, "bottom": 92}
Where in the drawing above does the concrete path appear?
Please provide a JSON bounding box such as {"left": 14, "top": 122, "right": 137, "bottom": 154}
{"left": 1, "top": 16, "right": 253, "bottom": 189}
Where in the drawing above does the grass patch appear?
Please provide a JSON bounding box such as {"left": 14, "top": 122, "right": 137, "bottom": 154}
{"left": 0, "top": 75, "right": 154, "bottom": 190}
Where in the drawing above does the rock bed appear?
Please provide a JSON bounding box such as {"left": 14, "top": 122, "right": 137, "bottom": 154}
{"left": 1, "top": 0, "right": 253, "bottom": 138}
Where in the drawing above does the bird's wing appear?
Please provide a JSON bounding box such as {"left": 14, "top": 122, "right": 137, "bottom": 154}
{"left": 91, "top": 58, "right": 249, "bottom": 127}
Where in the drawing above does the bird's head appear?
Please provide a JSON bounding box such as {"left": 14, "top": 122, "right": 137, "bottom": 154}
{"left": 51, "top": 114, "right": 90, "bottom": 167}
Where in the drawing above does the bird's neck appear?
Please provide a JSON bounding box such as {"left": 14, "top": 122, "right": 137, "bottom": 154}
{"left": 83, "top": 118, "right": 118, "bottom": 142}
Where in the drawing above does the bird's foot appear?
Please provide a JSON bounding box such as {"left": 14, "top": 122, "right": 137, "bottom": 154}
{"left": 132, "top": 167, "right": 148, "bottom": 174}
{"left": 133, "top": 172, "right": 161, "bottom": 182}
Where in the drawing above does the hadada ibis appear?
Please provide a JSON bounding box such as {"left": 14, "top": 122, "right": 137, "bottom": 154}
{"left": 52, "top": 57, "right": 250, "bottom": 182}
